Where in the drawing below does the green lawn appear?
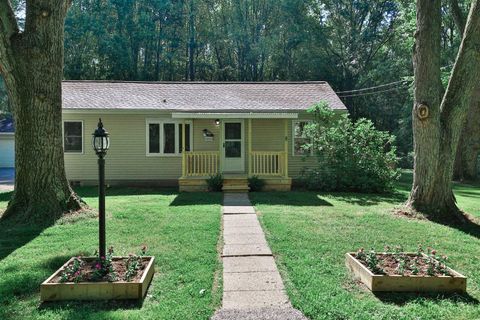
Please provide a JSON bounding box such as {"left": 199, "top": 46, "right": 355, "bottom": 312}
{"left": 0, "top": 188, "right": 223, "bottom": 320}
{"left": 1, "top": 174, "right": 479, "bottom": 320}
{"left": 250, "top": 173, "right": 480, "bottom": 320}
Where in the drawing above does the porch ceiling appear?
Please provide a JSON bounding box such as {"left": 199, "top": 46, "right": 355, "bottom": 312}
{"left": 172, "top": 112, "right": 298, "bottom": 119}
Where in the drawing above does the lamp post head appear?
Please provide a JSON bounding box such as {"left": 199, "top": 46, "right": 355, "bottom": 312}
{"left": 92, "top": 118, "right": 110, "bottom": 157}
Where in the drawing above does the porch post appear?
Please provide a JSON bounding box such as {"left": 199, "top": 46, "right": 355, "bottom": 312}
{"left": 218, "top": 120, "right": 222, "bottom": 172}
{"left": 248, "top": 118, "right": 252, "bottom": 175}
{"left": 284, "top": 119, "right": 288, "bottom": 178}
{"left": 182, "top": 119, "right": 186, "bottom": 177}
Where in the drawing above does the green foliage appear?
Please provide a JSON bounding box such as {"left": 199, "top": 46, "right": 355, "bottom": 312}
{"left": 0, "top": 77, "right": 11, "bottom": 115}
{"left": 248, "top": 176, "right": 265, "bottom": 192}
{"left": 300, "top": 102, "right": 400, "bottom": 193}
{"left": 206, "top": 174, "right": 223, "bottom": 192}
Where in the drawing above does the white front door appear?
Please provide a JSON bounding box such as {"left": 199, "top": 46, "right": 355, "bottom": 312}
{"left": 222, "top": 120, "right": 244, "bottom": 172}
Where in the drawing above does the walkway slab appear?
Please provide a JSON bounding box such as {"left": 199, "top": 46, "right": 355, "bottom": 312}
{"left": 223, "top": 244, "right": 272, "bottom": 257}
{"left": 224, "top": 271, "right": 285, "bottom": 292}
{"left": 223, "top": 233, "right": 268, "bottom": 245}
{"left": 224, "top": 217, "right": 261, "bottom": 228}
{"left": 222, "top": 290, "right": 290, "bottom": 309}
{"left": 212, "top": 306, "right": 307, "bottom": 320}
{"left": 223, "top": 206, "right": 256, "bottom": 214}
{"left": 223, "top": 256, "right": 278, "bottom": 273}
{"left": 223, "top": 226, "right": 264, "bottom": 235}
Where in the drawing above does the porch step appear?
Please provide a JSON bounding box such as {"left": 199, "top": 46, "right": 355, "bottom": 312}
{"left": 222, "top": 178, "right": 250, "bottom": 193}
{"left": 222, "top": 185, "right": 250, "bottom": 193}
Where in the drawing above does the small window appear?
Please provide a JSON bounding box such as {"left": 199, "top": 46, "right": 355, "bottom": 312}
{"left": 178, "top": 123, "right": 191, "bottom": 152}
{"left": 292, "top": 120, "right": 312, "bottom": 156}
{"left": 64, "top": 121, "right": 83, "bottom": 153}
{"left": 147, "top": 120, "right": 192, "bottom": 156}
{"left": 163, "top": 123, "right": 176, "bottom": 154}
{"left": 149, "top": 123, "right": 160, "bottom": 153}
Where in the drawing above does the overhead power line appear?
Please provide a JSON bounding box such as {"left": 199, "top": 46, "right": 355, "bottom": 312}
{"left": 337, "top": 84, "right": 411, "bottom": 98}
{"left": 335, "top": 79, "right": 412, "bottom": 95}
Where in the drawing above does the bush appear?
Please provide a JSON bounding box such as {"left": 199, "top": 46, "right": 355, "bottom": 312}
{"left": 398, "top": 151, "right": 414, "bottom": 169}
{"left": 248, "top": 176, "right": 265, "bottom": 192}
{"left": 299, "top": 102, "right": 400, "bottom": 193}
{"left": 206, "top": 174, "right": 223, "bottom": 191}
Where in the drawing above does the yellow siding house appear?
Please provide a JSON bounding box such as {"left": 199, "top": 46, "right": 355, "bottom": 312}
{"left": 61, "top": 81, "right": 347, "bottom": 191}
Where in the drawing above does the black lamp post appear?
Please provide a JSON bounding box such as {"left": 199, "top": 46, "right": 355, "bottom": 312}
{"left": 92, "top": 119, "right": 110, "bottom": 259}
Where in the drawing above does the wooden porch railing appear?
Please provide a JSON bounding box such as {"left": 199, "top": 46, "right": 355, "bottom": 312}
{"left": 184, "top": 151, "right": 220, "bottom": 177}
{"left": 250, "top": 151, "right": 286, "bottom": 176}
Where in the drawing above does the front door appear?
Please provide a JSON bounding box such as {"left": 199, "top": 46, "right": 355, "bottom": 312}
{"left": 222, "top": 120, "right": 244, "bottom": 172}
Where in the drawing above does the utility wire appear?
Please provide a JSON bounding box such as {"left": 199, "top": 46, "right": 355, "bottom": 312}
{"left": 335, "top": 63, "right": 453, "bottom": 97}
{"left": 338, "top": 85, "right": 410, "bottom": 98}
{"left": 335, "top": 79, "right": 411, "bottom": 94}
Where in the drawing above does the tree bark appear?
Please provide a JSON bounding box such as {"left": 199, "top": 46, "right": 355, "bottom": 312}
{"left": 454, "top": 100, "right": 480, "bottom": 181}
{"left": 408, "top": 0, "right": 480, "bottom": 219}
{"left": 449, "top": 0, "right": 480, "bottom": 182}
{"left": 0, "top": 0, "right": 83, "bottom": 223}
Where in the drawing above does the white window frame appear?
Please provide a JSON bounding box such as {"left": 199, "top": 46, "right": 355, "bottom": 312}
{"left": 63, "top": 120, "right": 84, "bottom": 154}
{"left": 146, "top": 119, "right": 193, "bottom": 157}
{"left": 292, "top": 120, "right": 313, "bottom": 157}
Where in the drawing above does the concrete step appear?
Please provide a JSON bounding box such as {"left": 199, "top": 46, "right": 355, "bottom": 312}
{"left": 223, "top": 185, "right": 250, "bottom": 193}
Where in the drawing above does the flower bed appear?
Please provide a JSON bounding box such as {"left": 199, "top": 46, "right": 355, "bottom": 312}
{"left": 346, "top": 246, "right": 466, "bottom": 292}
{"left": 41, "top": 247, "right": 155, "bottom": 301}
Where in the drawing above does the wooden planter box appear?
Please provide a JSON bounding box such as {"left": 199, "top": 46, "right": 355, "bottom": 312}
{"left": 346, "top": 253, "right": 466, "bottom": 292}
{"left": 41, "top": 256, "right": 155, "bottom": 301}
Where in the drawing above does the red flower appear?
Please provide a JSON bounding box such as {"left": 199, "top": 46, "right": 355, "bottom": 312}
{"left": 95, "top": 263, "right": 101, "bottom": 270}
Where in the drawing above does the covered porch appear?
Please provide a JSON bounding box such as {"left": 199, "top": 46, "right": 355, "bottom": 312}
{"left": 173, "top": 112, "right": 295, "bottom": 192}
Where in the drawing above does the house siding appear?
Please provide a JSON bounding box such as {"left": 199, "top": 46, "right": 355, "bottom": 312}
{"left": 62, "top": 110, "right": 340, "bottom": 184}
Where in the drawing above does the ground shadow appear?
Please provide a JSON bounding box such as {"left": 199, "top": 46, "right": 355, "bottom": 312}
{"left": 324, "top": 191, "right": 408, "bottom": 206}
{"left": 0, "top": 218, "right": 50, "bottom": 262}
{"left": 75, "top": 186, "right": 179, "bottom": 199}
{"left": 429, "top": 214, "right": 480, "bottom": 240}
{"left": 249, "top": 191, "right": 334, "bottom": 206}
{"left": 0, "top": 190, "right": 13, "bottom": 202}
{"left": 169, "top": 192, "right": 223, "bottom": 206}
{"left": 39, "top": 299, "right": 144, "bottom": 316}
{"left": 374, "top": 291, "right": 479, "bottom": 306}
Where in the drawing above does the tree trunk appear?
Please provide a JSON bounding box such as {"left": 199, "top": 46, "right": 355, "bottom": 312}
{"left": 449, "top": 0, "right": 480, "bottom": 182}
{"left": 407, "top": 0, "right": 480, "bottom": 219}
{"left": 454, "top": 100, "right": 480, "bottom": 181}
{"left": 0, "top": 0, "right": 83, "bottom": 223}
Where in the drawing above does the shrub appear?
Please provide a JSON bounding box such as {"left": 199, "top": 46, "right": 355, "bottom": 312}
{"left": 299, "top": 102, "right": 400, "bottom": 193}
{"left": 398, "top": 151, "right": 414, "bottom": 169}
{"left": 206, "top": 174, "right": 223, "bottom": 191}
{"left": 248, "top": 176, "right": 265, "bottom": 192}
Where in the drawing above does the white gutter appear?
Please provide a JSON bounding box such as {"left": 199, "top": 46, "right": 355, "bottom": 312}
{"left": 171, "top": 112, "right": 298, "bottom": 119}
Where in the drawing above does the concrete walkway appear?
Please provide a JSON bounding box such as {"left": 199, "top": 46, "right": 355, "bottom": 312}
{"left": 212, "top": 193, "right": 306, "bottom": 320}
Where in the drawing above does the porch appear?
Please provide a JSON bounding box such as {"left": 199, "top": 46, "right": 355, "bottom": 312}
{"left": 174, "top": 112, "right": 295, "bottom": 192}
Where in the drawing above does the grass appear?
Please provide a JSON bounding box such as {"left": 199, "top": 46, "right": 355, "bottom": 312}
{"left": 1, "top": 173, "right": 479, "bottom": 320}
{"left": 250, "top": 172, "right": 480, "bottom": 320}
{"left": 0, "top": 187, "right": 223, "bottom": 320}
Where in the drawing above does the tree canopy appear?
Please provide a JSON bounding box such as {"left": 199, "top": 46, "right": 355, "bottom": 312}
{"left": 2, "top": 0, "right": 477, "bottom": 173}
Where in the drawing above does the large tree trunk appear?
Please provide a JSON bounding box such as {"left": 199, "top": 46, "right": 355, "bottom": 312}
{"left": 454, "top": 100, "right": 480, "bottom": 181}
{"left": 449, "top": 0, "right": 480, "bottom": 182}
{"left": 0, "top": 0, "right": 83, "bottom": 223}
{"left": 407, "top": 0, "right": 480, "bottom": 219}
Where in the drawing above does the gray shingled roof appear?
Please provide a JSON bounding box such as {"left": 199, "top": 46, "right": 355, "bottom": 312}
{"left": 62, "top": 81, "right": 347, "bottom": 112}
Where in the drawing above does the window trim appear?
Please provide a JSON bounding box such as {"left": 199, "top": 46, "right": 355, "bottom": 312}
{"left": 292, "top": 120, "right": 313, "bottom": 157}
{"left": 63, "top": 120, "right": 84, "bottom": 154}
{"left": 146, "top": 119, "right": 193, "bottom": 157}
